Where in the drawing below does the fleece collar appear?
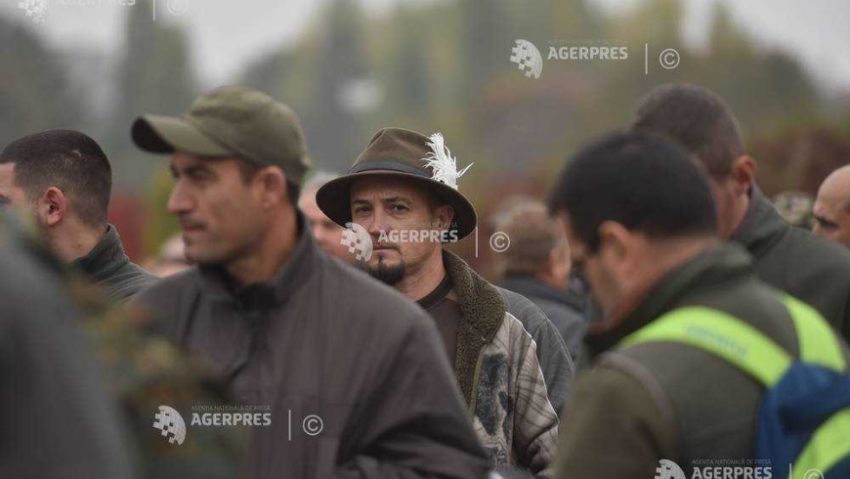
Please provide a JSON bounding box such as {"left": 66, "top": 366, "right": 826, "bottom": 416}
{"left": 442, "top": 250, "right": 506, "bottom": 407}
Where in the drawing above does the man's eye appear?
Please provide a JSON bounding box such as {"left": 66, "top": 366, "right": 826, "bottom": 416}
{"left": 390, "top": 204, "right": 408, "bottom": 213}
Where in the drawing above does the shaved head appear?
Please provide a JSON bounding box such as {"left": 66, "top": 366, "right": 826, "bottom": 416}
{"left": 813, "top": 165, "right": 850, "bottom": 247}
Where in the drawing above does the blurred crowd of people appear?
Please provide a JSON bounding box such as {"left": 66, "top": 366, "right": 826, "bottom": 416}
{"left": 1, "top": 82, "right": 849, "bottom": 479}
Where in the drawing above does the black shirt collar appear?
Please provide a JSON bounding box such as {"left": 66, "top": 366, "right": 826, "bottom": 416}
{"left": 417, "top": 273, "right": 453, "bottom": 309}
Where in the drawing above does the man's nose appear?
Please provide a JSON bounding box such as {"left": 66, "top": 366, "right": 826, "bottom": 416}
{"left": 365, "top": 209, "right": 389, "bottom": 238}
{"left": 166, "top": 182, "right": 194, "bottom": 215}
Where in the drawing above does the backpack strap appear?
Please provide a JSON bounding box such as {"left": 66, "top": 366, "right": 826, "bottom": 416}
{"left": 781, "top": 295, "right": 846, "bottom": 372}
{"left": 620, "top": 306, "right": 790, "bottom": 387}
{"left": 620, "top": 299, "right": 850, "bottom": 478}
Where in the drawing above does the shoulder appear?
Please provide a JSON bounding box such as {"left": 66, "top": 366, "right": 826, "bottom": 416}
{"left": 315, "top": 255, "right": 435, "bottom": 332}
{"left": 778, "top": 227, "right": 850, "bottom": 276}
{"left": 496, "top": 286, "right": 550, "bottom": 335}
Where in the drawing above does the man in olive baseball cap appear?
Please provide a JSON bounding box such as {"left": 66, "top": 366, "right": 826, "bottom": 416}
{"left": 130, "top": 89, "right": 491, "bottom": 478}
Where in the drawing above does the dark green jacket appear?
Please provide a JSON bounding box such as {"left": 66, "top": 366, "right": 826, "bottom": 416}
{"left": 732, "top": 187, "right": 850, "bottom": 341}
{"left": 554, "top": 244, "right": 850, "bottom": 478}
{"left": 72, "top": 224, "right": 158, "bottom": 303}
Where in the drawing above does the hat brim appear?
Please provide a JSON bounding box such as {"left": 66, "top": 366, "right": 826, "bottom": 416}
{"left": 131, "top": 115, "right": 232, "bottom": 157}
{"left": 315, "top": 170, "right": 478, "bottom": 240}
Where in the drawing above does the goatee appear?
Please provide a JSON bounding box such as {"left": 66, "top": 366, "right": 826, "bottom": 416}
{"left": 363, "top": 258, "right": 406, "bottom": 286}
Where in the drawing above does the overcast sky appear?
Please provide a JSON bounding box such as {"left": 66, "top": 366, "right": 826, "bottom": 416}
{"left": 4, "top": 0, "right": 850, "bottom": 92}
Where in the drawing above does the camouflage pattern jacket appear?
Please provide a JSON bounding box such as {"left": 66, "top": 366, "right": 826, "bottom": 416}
{"left": 443, "top": 251, "right": 560, "bottom": 477}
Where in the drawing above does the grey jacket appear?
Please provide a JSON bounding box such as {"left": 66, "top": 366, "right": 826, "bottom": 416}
{"left": 72, "top": 224, "right": 158, "bottom": 303}
{"left": 501, "top": 275, "right": 587, "bottom": 364}
{"left": 132, "top": 218, "right": 491, "bottom": 479}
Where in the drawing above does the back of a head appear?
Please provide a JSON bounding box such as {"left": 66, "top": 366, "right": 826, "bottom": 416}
{"left": 493, "top": 198, "right": 564, "bottom": 276}
{"left": 301, "top": 171, "right": 339, "bottom": 198}
{"left": 632, "top": 83, "right": 745, "bottom": 178}
{"left": 0, "top": 129, "right": 112, "bottom": 226}
{"left": 548, "top": 131, "right": 717, "bottom": 252}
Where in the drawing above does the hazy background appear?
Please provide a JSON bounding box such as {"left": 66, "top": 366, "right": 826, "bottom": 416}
{"left": 3, "top": 0, "right": 850, "bottom": 264}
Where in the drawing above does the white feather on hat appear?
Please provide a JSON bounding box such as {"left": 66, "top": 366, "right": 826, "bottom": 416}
{"left": 422, "top": 133, "right": 473, "bottom": 190}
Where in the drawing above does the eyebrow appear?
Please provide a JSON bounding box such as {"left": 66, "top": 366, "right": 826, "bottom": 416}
{"left": 171, "top": 163, "right": 211, "bottom": 177}
{"left": 352, "top": 195, "right": 411, "bottom": 204}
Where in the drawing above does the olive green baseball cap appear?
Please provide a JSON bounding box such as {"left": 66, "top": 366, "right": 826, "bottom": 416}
{"left": 131, "top": 85, "right": 311, "bottom": 184}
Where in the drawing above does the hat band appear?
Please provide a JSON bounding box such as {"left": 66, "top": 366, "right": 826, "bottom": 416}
{"left": 350, "top": 161, "right": 429, "bottom": 178}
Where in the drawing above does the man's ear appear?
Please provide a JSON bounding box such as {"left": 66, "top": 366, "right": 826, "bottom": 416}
{"left": 596, "top": 220, "right": 631, "bottom": 260}
{"left": 38, "top": 187, "right": 67, "bottom": 227}
{"left": 730, "top": 155, "right": 757, "bottom": 196}
{"left": 433, "top": 204, "right": 455, "bottom": 230}
{"left": 257, "top": 166, "right": 288, "bottom": 208}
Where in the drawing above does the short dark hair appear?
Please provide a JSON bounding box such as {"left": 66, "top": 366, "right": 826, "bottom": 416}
{"left": 632, "top": 83, "right": 745, "bottom": 178}
{"left": 548, "top": 131, "right": 717, "bottom": 253}
{"left": 235, "top": 158, "right": 301, "bottom": 204}
{"left": 0, "top": 129, "right": 112, "bottom": 226}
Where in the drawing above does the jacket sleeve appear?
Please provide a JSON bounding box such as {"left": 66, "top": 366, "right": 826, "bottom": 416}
{"left": 333, "top": 310, "right": 492, "bottom": 479}
{"left": 510, "top": 319, "right": 561, "bottom": 478}
{"left": 554, "top": 356, "right": 677, "bottom": 479}
{"left": 498, "top": 287, "right": 574, "bottom": 416}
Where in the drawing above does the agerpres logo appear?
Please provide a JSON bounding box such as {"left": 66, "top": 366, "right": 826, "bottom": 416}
{"left": 655, "top": 459, "right": 687, "bottom": 479}
{"left": 341, "top": 222, "right": 373, "bottom": 261}
{"left": 510, "top": 39, "right": 544, "bottom": 79}
{"left": 153, "top": 405, "right": 187, "bottom": 445}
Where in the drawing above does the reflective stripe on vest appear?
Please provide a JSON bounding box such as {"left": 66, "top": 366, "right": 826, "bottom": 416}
{"left": 619, "top": 295, "right": 849, "bottom": 478}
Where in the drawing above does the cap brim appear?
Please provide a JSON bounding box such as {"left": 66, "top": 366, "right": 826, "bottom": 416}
{"left": 315, "top": 171, "right": 478, "bottom": 240}
{"left": 131, "top": 115, "right": 232, "bottom": 157}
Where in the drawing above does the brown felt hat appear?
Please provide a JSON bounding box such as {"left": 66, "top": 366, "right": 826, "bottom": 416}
{"left": 316, "top": 127, "right": 477, "bottom": 239}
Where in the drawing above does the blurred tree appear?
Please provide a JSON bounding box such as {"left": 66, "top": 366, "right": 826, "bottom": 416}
{"left": 0, "top": 17, "right": 84, "bottom": 148}
{"left": 109, "top": 0, "right": 198, "bottom": 190}
{"left": 303, "top": 0, "right": 370, "bottom": 171}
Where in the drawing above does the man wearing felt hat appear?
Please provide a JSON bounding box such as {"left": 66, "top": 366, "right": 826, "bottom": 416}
{"left": 317, "top": 127, "right": 561, "bottom": 476}
{"left": 129, "top": 87, "right": 491, "bottom": 478}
